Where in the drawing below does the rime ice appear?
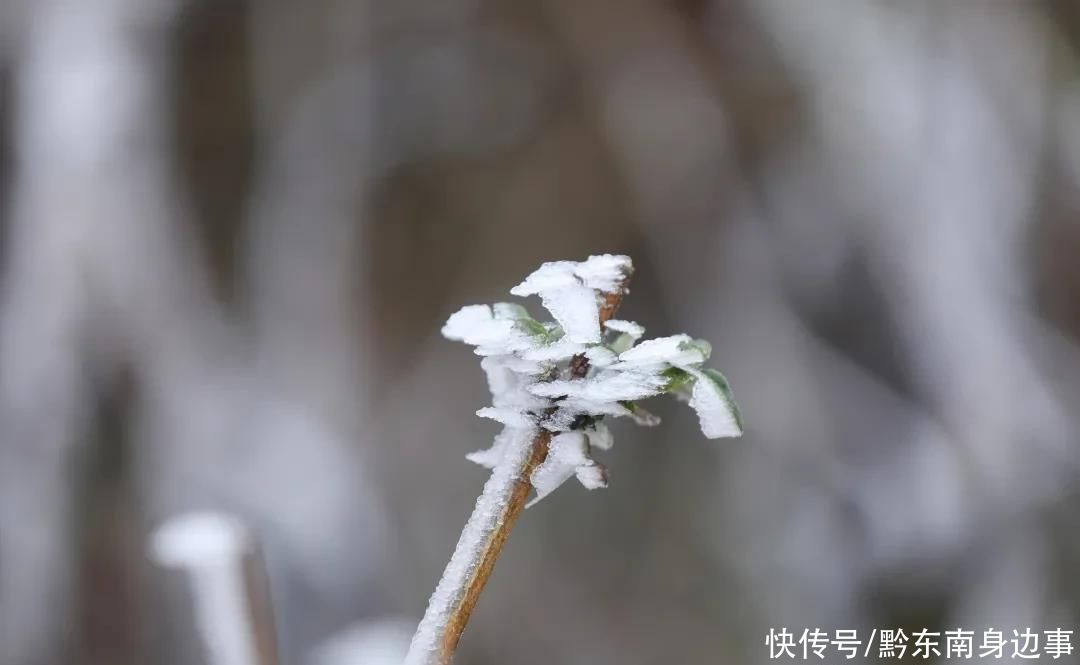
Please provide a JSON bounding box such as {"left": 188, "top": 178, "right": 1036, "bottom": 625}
{"left": 441, "top": 254, "right": 743, "bottom": 507}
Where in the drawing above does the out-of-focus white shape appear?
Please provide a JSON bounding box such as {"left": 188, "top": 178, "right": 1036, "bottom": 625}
{"left": 151, "top": 512, "right": 260, "bottom": 665}
{"left": 307, "top": 618, "right": 414, "bottom": 665}
{"left": 151, "top": 512, "right": 252, "bottom": 567}
{"left": 404, "top": 426, "right": 538, "bottom": 665}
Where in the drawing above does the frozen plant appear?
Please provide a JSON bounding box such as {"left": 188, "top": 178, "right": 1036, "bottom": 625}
{"left": 405, "top": 254, "right": 743, "bottom": 665}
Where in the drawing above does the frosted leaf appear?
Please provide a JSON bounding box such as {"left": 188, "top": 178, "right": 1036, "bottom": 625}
{"left": 529, "top": 371, "right": 668, "bottom": 403}
{"left": 545, "top": 398, "right": 632, "bottom": 432}
{"left": 481, "top": 357, "right": 547, "bottom": 408}
{"left": 609, "top": 332, "right": 638, "bottom": 355}
{"left": 510, "top": 261, "right": 579, "bottom": 295}
{"left": 687, "top": 368, "right": 744, "bottom": 439}
{"left": 476, "top": 407, "right": 536, "bottom": 428}
{"left": 442, "top": 305, "right": 531, "bottom": 356}
{"left": 522, "top": 339, "right": 588, "bottom": 362}
{"left": 527, "top": 432, "right": 607, "bottom": 507}
{"left": 511, "top": 255, "right": 631, "bottom": 297}
{"left": 604, "top": 319, "right": 644, "bottom": 338}
{"left": 527, "top": 456, "right": 576, "bottom": 506}
{"left": 492, "top": 302, "right": 531, "bottom": 320}
{"left": 465, "top": 444, "right": 505, "bottom": 469}
{"left": 587, "top": 422, "right": 614, "bottom": 450}
{"left": 614, "top": 334, "right": 709, "bottom": 370}
{"left": 465, "top": 426, "right": 517, "bottom": 469}
{"left": 574, "top": 464, "right": 608, "bottom": 490}
{"left": 510, "top": 257, "right": 632, "bottom": 343}
{"left": 573, "top": 254, "right": 632, "bottom": 293}
{"left": 490, "top": 355, "right": 547, "bottom": 377}
{"left": 583, "top": 346, "right": 618, "bottom": 367}
{"left": 624, "top": 402, "right": 662, "bottom": 427}
{"left": 537, "top": 286, "right": 600, "bottom": 343}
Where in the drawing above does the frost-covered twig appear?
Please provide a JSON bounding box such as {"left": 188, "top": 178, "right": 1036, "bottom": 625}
{"left": 405, "top": 255, "right": 743, "bottom": 664}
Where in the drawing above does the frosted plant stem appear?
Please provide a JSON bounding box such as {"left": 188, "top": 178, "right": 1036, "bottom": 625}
{"left": 403, "top": 426, "right": 548, "bottom": 665}
{"left": 405, "top": 284, "right": 629, "bottom": 665}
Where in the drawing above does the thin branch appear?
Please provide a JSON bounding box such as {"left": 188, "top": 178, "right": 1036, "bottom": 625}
{"left": 409, "top": 274, "right": 631, "bottom": 665}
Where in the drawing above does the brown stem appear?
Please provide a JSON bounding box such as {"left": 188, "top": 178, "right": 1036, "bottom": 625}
{"left": 435, "top": 276, "right": 631, "bottom": 663}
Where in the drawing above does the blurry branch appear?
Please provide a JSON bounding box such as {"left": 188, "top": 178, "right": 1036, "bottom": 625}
{"left": 151, "top": 513, "right": 281, "bottom": 665}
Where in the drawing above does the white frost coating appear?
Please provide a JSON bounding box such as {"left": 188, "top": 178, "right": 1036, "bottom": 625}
{"left": 439, "top": 254, "right": 742, "bottom": 507}
{"left": 614, "top": 334, "right": 707, "bottom": 370}
{"left": 480, "top": 357, "right": 546, "bottom": 410}
{"left": 511, "top": 254, "right": 631, "bottom": 297}
{"left": 465, "top": 425, "right": 516, "bottom": 469}
{"left": 529, "top": 371, "right": 668, "bottom": 402}
{"left": 522, "top": 339, "right": 588, "bottom": 362}
{"left": 404, "top": 426, "right": 537, "bottom": 665}
{"left": 575, "top": 464, "right": 608, "bottom": 490}
{"left": 603, "top": 319, "right": 644, "bottom": 338}
{"left": 476, "top": 406, "right": 535, "bottom": 428}
{"left": 583, "top": 346, "right": 618, "bottom": 367}
{"left": 587, "top": 422, "right": 614, "bottom": 450}
{"left": 442, "top": 305, "right": 531, "bottom": 356}
{"left": 528, "top": 431, "right": 607, "bottom": 507}
{"left": 510, "top": 255, "right": 631, "bottom": 343}
{"left": 537, "top": 285, "right": 600, "bottom": 343}
{"left": 572, "top": 254, "right": 633, "bottom": 293}
{"left": 150, "top": 512, "right": 259, "bottom": 665}
{"left": 687, "top": 369, "right": 744, "bottom": 439}
{"left": 544, "top": 398, "right": 632, "bottom": 433}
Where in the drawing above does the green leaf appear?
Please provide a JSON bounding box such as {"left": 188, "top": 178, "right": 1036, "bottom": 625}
{"left": 661, "top": 367, "right": 695, "bottom": 393}
{"left": 609, "top": 332, "right": 637, "bottom": 354}
{"left": 688, "top": 367, "right": 743, "bottom": 438}
{"left": 515, "top": 317, "right": 551, "bottom": 339}
{"left": 493, "top": 302, "right": 531, "bottom": 320}
{"left": 492, "top": 302, "right": 557, "bottom": 342}
{"left": 676, "top": 338, "right": 712, "bottom": 364}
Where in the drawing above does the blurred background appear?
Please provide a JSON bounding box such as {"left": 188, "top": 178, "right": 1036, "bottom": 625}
{"left": 1, "top": 0, "right": 1080, "bottom": 663}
